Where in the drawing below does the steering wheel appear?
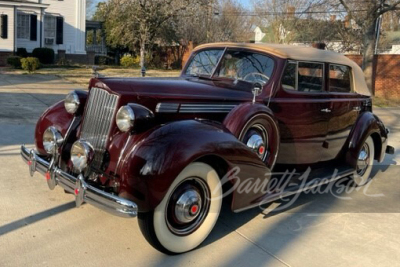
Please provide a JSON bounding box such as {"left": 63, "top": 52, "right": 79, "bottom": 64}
{"left": 243, "top": 72, "right": 270, "bottom": 85}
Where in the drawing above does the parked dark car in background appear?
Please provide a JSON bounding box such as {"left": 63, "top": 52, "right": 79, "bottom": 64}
{"left": 21, "top": 42, "right": 394, "bottom": 254}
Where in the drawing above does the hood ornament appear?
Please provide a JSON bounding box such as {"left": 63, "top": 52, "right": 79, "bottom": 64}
{"left": 92, "top": 66, "right": 104, "bottom": 78}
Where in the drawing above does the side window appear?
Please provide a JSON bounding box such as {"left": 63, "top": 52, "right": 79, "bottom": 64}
{"left": 281, "top": 61, "right": 324, "bottom": 92}
{"left": 282, "top": 61, "right": 297, "bottom": 90}
{"left": 298, "top": 62, "right": 324, "bottom": 92}
{"left": 329, "top": 64, "right": 352, "bottom": 93}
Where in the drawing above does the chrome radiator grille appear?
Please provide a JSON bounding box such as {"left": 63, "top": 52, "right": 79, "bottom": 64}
{"left": 80, "top": 87, "right": 119, "bottom": 169}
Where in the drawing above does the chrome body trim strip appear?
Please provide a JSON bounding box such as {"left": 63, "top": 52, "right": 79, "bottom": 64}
{"left": 155, "top": 103, "right": 179, "bottom": 113}
{"left": 156, "top": 103, "right": 237, "bottom": 113}
{"left": 21, "top": 145, "right": 138, "bottom": 218}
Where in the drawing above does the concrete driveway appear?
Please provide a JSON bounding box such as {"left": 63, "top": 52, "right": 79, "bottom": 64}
{"left": 0, "top": 74, "right": 399, "bottom": 267}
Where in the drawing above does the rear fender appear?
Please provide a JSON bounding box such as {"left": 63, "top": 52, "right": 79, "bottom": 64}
{"left": 345, "top": 111, "right": 387, "bottom": 168}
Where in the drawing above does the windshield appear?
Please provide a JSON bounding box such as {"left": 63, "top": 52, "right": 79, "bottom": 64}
{"left": 185, "top": 49, "right": 224, "bottom": 77}
{"left": 215, "top": 50, "right": 275, "bottom": 85}
{"left": 184, "top": 48, "right": 275, "bottom": 86}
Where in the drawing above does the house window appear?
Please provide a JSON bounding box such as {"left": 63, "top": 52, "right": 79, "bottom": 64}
{"left": 17, "top": 14, "right": 30, "bottom": 39}
{"left": 44, "top": 15, "right": 56, "bottom": 38}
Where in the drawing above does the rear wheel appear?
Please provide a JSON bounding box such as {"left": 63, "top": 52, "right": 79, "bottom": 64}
{"left": 350, "top": 136, "right": 375, "bottom": 187}
{"left": 138, "top": 162, "right": 222, "bottom": 254}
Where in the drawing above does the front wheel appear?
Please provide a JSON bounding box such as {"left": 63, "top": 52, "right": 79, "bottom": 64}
{"left": 350, "top": 136, "right": 375, "bottom": 187}
{"left": 138, "top": 162, "right": 222, "bottom": 254}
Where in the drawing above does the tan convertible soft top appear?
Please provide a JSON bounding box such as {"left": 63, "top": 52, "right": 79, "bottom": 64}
{"left": 195, "top": 42, "right": 371, "bottom": 96}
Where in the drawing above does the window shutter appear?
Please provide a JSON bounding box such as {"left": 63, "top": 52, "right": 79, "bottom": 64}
{"left": 1, "top": 15, "right": 7, "bottom": 39}
{"left": 56, "top": 17, "right": 63, "bottom": 44}
{"left": 30, "top": 14, "right": 37, "bottom": 41}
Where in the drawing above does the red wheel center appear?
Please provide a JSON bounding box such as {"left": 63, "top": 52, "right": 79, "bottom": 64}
{"left": 258, "top": 146, "right": 265, "bottom": 155}
{"left": 191, "top": 205, "right": 198, "bottom": 214}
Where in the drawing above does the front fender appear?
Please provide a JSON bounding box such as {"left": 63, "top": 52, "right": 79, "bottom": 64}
{"left": 34, "top": 91, "right": 87, "bottom": 156}
{"left": 35, "top": 101, "right": 74, "bottom": 155}
{"left": 117, "top": 120, "right": 270, "bottom": 212}
{"left": 345, "top": 111, "right": 388, "bottom": 168}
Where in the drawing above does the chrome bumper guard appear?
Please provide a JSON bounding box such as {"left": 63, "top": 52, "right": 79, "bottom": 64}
{"left": 20, "top": 145, "right": 138, "bottom": 218}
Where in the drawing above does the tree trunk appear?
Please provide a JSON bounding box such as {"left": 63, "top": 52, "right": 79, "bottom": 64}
{"left": 362, "top": 22, "right": 378, "bottom": 95}
{"left": 140, "top": 39, "right": 145, "bottom": 68}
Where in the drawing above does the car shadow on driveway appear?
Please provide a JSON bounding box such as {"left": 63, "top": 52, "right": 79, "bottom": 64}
{"left": 0, "top": 201, "right": 76, "bottom": 237}
{"left": 187, "top": 164, "right": 399, "bottom": 266}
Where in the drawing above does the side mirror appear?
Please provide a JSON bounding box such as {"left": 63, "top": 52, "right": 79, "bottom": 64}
{"left": 252, "top": 83, "right": 262, "bottom": 103}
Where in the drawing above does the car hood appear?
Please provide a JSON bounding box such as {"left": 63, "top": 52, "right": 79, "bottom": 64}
{"left": 93, "top": 77, "right": 253, "bottom": 102}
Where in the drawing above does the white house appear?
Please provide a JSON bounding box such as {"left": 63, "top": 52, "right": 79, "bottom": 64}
{"left": 253, "top": 26, "right": 266, "bottom": 43}
{"left": 0, "top": 0, "right": 86, "bottom": 65}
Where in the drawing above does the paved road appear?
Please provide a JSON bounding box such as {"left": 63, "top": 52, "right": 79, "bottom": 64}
{"left": 0, "top": 74, "right": 399, "bottom": 267}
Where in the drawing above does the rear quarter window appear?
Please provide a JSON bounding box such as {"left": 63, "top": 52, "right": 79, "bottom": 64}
{"left": 329, "top": 64, "right": 352, "bottom": 93}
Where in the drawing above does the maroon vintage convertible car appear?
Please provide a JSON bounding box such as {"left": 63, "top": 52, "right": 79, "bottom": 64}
{"left": 21, "top": 42, "right": 394, "bottom": 254}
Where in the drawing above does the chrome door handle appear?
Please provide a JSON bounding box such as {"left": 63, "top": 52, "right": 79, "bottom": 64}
{"left": 321, "top": 108, "right": 331, "bottom": 113}
{"left": 353, "top": 106, "right": 361, "bottom": 111}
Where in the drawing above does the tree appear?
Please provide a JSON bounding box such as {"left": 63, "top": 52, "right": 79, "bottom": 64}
{"left": 252, "top": 0, "right": 330, "bottom": 43}
{"left": 335, "top": 0, "right": 400, "bottom": 94}
{"left": 99, "top": 0, "right": 197, "bottom": 68}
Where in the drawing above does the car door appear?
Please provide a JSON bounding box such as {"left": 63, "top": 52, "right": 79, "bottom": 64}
{"left": 325, "top": 64, "right": 362, "bottom": 160}
{"left": 271, "top": 60, "right": 331, "bottom": 165}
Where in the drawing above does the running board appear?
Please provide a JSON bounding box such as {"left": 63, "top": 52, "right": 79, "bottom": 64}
{"left": 233, "top": 169, "right": 353, "bottom": 213}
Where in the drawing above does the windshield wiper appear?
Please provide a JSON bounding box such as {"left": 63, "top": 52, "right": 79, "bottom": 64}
{"left": 187, "top": 74, "right": 215, "bottom": 80}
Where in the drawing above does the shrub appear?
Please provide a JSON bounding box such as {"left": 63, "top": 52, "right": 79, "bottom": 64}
{"left": 7, "top": 56, "right": 22, "bottom": 68}
{"left": 16, "top": 48, "right": 28, "bottom": 58}
{"left": 57, "top": 58, "right": 72, "bottom": 66}
{"left": 120, "top": 55, "right": 139, "bottom": 68}
{"left": 32, "top": 48, "right": 55, "bottom": 64}
{"left": 21, "top": 57, "right": 40, "bottom": 73}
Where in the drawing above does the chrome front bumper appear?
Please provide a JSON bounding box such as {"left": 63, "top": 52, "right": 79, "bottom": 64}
{"left": 20, "top": 145, "right": 138, "bottom": 218}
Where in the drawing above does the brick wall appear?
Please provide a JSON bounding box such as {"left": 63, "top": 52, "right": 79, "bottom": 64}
{"left": 181, "top": 41, "right": 194, "bottom": 68}
{"left": 346, "top": 54, "right": 400, "bottom": 99}
{"left": 0, "top": 52, "right": 13, "bottom": 66}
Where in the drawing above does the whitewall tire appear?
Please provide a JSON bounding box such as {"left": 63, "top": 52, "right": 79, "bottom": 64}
{"left": 350, "top": 136, "right": 375, "bottom": 187}
{"left": 138, "top": 162, "right": 222, "bottom": 254}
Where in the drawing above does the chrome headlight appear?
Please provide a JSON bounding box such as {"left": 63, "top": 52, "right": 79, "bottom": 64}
{"left": 64, "top": 91, "right": 80, "bottom": 114}
{"left": 43, "top": 126, "right": 64, "bottom": 154}
{"left": 70, "top": 140, "right": 94, "bottom": 172}
{"left": 116, "top": 106, "right": 135, "bottom": 132}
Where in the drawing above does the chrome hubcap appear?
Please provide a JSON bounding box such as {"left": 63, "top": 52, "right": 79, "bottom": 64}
{"left": 166, "top": 178, "right": 210, "bottom": 236}
{"left": 244, "top": 124, "right": 268, "bottom": 160}
{"left": 357, "top": 143, "right": 370, "bottom": 176}
{"left": 174, "top": 189, "right": 202, "bottom": 223}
